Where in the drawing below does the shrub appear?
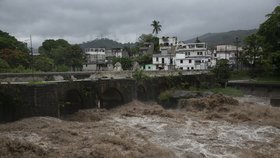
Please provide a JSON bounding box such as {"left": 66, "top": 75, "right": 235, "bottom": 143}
{"left": 158, "top": 90, "right": 173, "bottom": 102}
{"left": 0, "top": 58, "right": 10, "bottom": 72}
{"left": 132, "top": 69, "right": 149, "bottom": 80}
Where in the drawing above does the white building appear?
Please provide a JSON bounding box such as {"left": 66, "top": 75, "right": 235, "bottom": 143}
{"left": 142, "top": 64, "right": 157, "bottom": 71}
{"left": 152, "top": 36, "right": 215, "bottom": 71}
{"left": 175, "top": 42, "right": 212, "bottom": 70}
{"left": 111, "top": 48, "right": 123, "bottom": 58}
{"left": 139, "top": 42, "right": 154, "bottom": 55}
{"left": 159, "top": 36, "right": 178, "bottom": 54}
{"left": 83, "top": 48, "right": 107, "bottom": 71}
{"left": 175, "top": 53, "right": 210, "bottom": 70}
{"left": 152, "top": 53, "right": 175, "bottom": 70}
{"left": 214, "top": 45, "right": 242, "bottom": 66}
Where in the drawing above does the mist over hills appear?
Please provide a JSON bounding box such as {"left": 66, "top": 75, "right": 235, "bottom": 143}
{"left": 185, "top": 29, "right": 258, "bottom": 49}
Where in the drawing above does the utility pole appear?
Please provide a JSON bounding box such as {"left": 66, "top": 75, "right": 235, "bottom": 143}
{"left": 30, "top": 35, "right": 34, "bottom": 81}
{"left": 234, "top": 37, "right": 240, "bottom": 70}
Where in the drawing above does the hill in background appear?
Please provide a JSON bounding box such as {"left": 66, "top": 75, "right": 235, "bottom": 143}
{"left": 79, "top": 29, "right": 257, "bottom": 50}
{"left": 79, "top": 38, "right": 135, "bottom": 50}
{"left": 185, "top": 29, "right": 257, "bottom": 49}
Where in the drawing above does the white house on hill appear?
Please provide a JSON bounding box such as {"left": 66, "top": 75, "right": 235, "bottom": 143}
{"left": 159, "top": 36, "right": 178, "bottom": 54}
{"left": 83, "top": 48, "right": 107, "bottom": 71}
{"left": 152, "top": 53, "right": 175, "bottom": 70}
{"left": 175, "top": 42, "right": 212, "bottom": 70}
{"left": 213, "top": 45, "right": 242, "bottom": 66}
{"left": 152, "top": 36, "right": 214, "bottom": 71}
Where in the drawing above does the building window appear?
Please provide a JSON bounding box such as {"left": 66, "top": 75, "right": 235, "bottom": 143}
{"left": 156, "top": 57, "right": 158, "bottom": 62}
{"left": 170, "top": 58, "right": 173, "bottom": 64}
{"left": 180, "top": 67, "right": 183, "bottom": 70}
{"left": 180, "top": 60, "right": 183, "bottom": 64}
{"left": 187, "top": 67, "right": 189, "bottom": 70}
{"left": 197, "top": 52, "right": 203, "bottom": 55}
{"left": 191, "top": 67, "right": 194, "bottom": 70}
{"left": 188, "top": 52, "right": 190, "bottom": 55}
{"left": 189, "top": 59, "right": 191, "bottom": 63}
{"left": 148, "top": 66, "right": 151, "bottom": 69}
{"left": 162, "top": 58, "right": 164, "bottom": 64}
{"left": 214, "top": 54, "right": 217, "bottom": 57}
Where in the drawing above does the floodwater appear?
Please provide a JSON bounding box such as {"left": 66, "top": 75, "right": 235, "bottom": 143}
{"left": 0, "top": 94, "right": 280, "bottom": 158}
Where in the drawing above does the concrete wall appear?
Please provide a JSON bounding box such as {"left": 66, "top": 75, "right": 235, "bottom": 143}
{"left": 0, "top": 74, "right": 215, "bottom": 122}
{"left": 227, "top": 82, "right": 280, "bottom": 98}
{"left": 0, "top": 84, "right": 59, "bottom": 122}
{"left": 0, "top": 70, "right": 209, "bottom": 82}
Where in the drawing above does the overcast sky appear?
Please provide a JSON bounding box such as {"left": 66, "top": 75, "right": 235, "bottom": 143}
{"left": 0, "top": 0, "right": 278, "bottom": 48}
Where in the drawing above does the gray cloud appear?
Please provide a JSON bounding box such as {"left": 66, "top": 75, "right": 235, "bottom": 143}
{"left": 0, "top": 0, "right": 278, "bottom": 48}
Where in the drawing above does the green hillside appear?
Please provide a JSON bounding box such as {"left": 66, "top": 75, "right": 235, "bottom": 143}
{"left": 185, "top": 29, "right": 257, "bottom": 49}
{"left": 79, "top": 38, "right": 135, "bottom": 49}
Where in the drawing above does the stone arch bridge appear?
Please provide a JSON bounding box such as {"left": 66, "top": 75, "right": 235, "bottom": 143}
{"left": 0, "top": 74, "right": 214, "bottom": 122}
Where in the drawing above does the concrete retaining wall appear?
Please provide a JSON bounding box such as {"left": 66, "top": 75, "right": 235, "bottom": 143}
{"left": 0, "top": 74, "right": 215, "bottom": 122}
{"left": 0, "top": 70, "right": 209, "bottom": 82}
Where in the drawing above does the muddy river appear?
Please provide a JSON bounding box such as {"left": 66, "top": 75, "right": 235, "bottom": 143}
{"left": 0, "top": 94, "right": 279, "bottom": 158}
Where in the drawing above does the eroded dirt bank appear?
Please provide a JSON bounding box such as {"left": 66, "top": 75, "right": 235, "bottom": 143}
{"left": 0, "top": 94, "right": 280, "bottom": 158}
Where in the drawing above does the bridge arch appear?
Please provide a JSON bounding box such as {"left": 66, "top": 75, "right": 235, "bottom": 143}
{"left": 137, "top": 84, "right": 147, "bottom": 101}
{"left": 0, "top": 92, "right": 16, "bottom": 122}
{"left": 60, "top": 89, "right": 83, "bottom": 115}
{"left": 100, "top": 88, "right": 124, "bottom": 109}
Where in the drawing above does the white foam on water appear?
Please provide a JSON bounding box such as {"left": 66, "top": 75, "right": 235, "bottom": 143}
{"left": 114, "top": 116, "right": 280, "bottom": 158}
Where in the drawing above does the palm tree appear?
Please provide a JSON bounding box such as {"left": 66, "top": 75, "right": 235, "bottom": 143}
{"left": 151, "top": 20, "right": 162, "bottom": 35}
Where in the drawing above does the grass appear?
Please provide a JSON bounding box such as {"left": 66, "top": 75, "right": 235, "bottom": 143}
{"left": 253, "top": 76, "right": 280, "bottom": 83}
{"left": 230, "top": 70, "right": 280, "bottom": 83}
{"left": 158, "top": 90, "right": 173, "bottom": 101}
{"left": 230, "top": 70, "right": 250, "bottom": 80}
{"left": 189, "top": 86, "right": 244, "bottom": 97}
{"left": 28, "top": 81, "right": 50, "bottom": 85}
{"left": 210, "top": 87, "right": 244, "bottom": 97}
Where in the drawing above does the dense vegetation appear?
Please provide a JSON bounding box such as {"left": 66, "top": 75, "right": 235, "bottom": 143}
{"left": 241, "top": 6, "right": 280, "bottom": 78}
{"left": 0, "top": 31, "right": 86, "bottom": 72}
{"left": 213, "top": 6, "right": 280, "bottom": 81}
{"left": 38, "top": 39, "right": 85, "bottom": 71}
{"left": 0, "top": 30, "right": 31, "bottom": 72}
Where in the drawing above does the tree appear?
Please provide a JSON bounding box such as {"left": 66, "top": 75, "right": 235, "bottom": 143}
{"left": 0, "top": 58, "right": 10, "bottom": 72}
{"left": 137, "top": 34, "right": 160, "bottom": 53}
{"left": 112, "top": 57, "right": 133, "bottom": 70}
{"left": 0, "top": 30, "right": 29, "bottom": 53}
{"left": 258, "top": 6, "right": 280, "bottom": 53}
{"left": 135, "top": 54, "right": 152, "bottom": 66}
{"left": 212, "top": 59, "right": 230, "bottom": 86}
{"left": 39, "top": 39, "right": 70, "bottom": 59}
{"left": 151, "top": 20, "right": 162, "bottom": 35}
{"left": 0, "top": 30, "right": 30, "bottom": 71}
{"left": 257, "top": 6, "right": 280, "bottom": 75}
{"left": 0, "top": 48, "right": 30, "bottom": 68}
{"left": 38, "top": 39, "right": 85, "bottom": 71}
{"left": 243, "top": 34, "right": 263, "bottom": 76}
{"left": 65, "top": 44, "right": 85, "bottom": 71}
{"left": 34, "top": 56, "right": 54, "bottom": 72}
